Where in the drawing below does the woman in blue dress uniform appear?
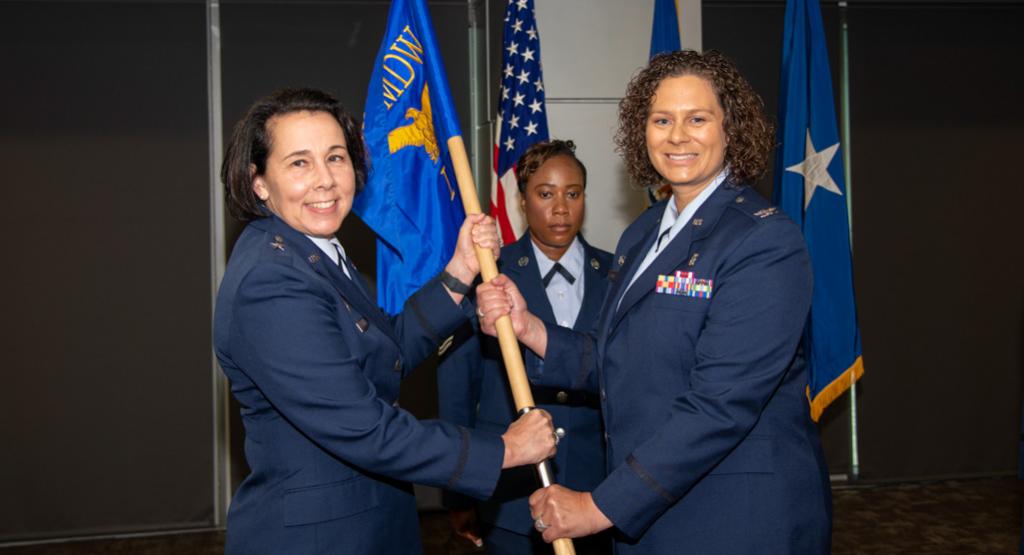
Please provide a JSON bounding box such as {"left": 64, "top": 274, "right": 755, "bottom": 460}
{"left": 437, "top": 141, "right": 612, "bottom": 554}
{"left": 475, "top": 51, "right": 832, "bottom": 553}
{"left": 213, "top": 88, "right": 557, "bottom": 554}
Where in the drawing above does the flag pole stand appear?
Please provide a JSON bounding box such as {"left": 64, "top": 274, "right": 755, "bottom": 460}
{"left": 838, "top": 0, "right": 861, "bottom": 483}
{"left": 448, "top": 135, "right": 577, "bottom": 555}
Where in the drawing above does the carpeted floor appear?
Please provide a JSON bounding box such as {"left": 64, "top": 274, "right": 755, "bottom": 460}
{"left": 2, "top": 477, "right": 1020, "bottom": 554}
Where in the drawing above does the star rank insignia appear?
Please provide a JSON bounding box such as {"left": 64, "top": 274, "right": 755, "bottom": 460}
{"left": 270, "top": 235, "right": 285, "bottom": 251}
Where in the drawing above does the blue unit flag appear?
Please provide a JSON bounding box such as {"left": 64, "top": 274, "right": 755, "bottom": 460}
{"left": 774, "top": 0, "right": 863, "bottom": 421}
{"left": 649, "top": 0, "right": 681, "bottom": 59}
{"left": 356, "top": 0, "right": 466, "bottom": 314}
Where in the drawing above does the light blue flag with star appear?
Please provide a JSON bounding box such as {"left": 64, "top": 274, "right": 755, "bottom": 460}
{"left": 773, "top": 0, "right": 863, "bottom": 422}
{"left": 356, "top": 0, "right": 465, "bottom": 315}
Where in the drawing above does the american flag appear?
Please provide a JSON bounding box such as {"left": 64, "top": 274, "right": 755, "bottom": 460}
{"left": 490, "top": 0, "right": 549, "bottom": 245}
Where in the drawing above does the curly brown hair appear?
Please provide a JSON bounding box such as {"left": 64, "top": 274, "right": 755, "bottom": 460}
{"left": 513, "top": 139, "right": 587, "bottom": 193}
{"left": 615, "top": 50, "right": 774, "bottom": 189}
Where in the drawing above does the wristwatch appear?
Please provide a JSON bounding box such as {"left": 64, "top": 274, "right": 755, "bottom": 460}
{"left": 439, "top": 270, "right": 471, "bottom": 295}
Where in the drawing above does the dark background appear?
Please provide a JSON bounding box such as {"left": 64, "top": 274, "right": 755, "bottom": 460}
{"left": 1, "top": 0, "right": 1021, "bottom": 543}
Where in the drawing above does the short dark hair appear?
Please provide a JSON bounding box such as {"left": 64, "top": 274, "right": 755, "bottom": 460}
{"left": 513, "top": 139, "right": 587, "bottom": 193}
{"left": 221, "top": 87, "right": 368, "bottom": 221}
{"left": 615, "top": 50, "right": 774, "bottom": 189}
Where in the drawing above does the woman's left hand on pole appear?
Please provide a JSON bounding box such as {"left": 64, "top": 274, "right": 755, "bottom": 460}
{"left": 476, "top": 275, "right": 548, "bottom": 357}
{"left": 444, "top": 214, "right": 500, "bottom": 298}
{"left": 529, "top": 485, "right": 613, "bottom": 543}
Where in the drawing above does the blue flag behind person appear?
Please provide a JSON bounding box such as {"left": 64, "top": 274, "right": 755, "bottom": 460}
{"left": 649, "top": 0, "right": 681, "bottom": 59}
{"left": 356, "top": 0, "right": 466, "bottom": 314}
{"left": 647, "top": 0, "right": 682, "bottom": 205}
{"left": 774, "top": 0, "right": 863, "bottom": 421}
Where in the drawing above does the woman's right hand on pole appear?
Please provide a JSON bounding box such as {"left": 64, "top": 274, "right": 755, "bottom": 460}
{"left": 476, "top": 274, "right": 548, "bottom": 356}
{"left": 500, "top": 408, "right": 556, "bottom": 468}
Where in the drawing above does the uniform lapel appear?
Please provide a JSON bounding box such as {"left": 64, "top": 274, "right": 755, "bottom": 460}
{"left": 504, "top": 235, "right": 556, "bottom": 325}
{"left": 575, "top": 237, "right": 607, "bottom": 332}
{"left": 608, "top": 185, "right": 740, "bottom": 334}
{"left": 268, "top": 216, "right": 400, "bottom": 348}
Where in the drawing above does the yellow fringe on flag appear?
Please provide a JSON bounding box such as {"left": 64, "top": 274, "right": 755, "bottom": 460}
{"left": 807, "top": 356, "right": 864, "bottom": 422}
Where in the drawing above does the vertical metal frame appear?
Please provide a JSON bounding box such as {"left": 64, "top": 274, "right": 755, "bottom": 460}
{"left": 206, "top": 0, "right": 231, "bottom": 527}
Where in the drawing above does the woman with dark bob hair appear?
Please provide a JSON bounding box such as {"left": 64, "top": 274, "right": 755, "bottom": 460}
{"left": 213, "top": 87, "right": 557, "bottom": 554}
{"left": 475, "top": 50, "right": 832, "bottom": 553}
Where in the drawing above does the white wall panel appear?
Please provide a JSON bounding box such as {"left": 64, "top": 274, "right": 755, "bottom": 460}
{"left": 535, "top": 0, "right": 701, "bottom": 253}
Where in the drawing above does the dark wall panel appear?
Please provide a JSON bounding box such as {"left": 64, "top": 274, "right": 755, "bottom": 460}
{"left": 0, "top": 1, "right": 214, "bottom": 541}
{"left": 705, "top": 2, "right": 1024, "bottom": 480}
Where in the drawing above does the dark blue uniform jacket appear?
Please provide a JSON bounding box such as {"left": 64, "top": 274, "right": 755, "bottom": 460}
{"left": 531, "top": 184, "right": 832, "bottom": 553}
{"left": 214, "top": 213, "right": 503, "bottom": 554}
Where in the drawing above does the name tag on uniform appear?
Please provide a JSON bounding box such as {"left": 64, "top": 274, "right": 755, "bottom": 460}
{"left": 655, "top": 271, "right": 714, "bottom": 299}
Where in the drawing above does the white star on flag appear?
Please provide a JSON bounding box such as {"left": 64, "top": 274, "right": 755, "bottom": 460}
{"left": 528, "top": 99, "right": 543, "bottom": 114}
{"left": 501, "top": 86, "right": 509, "bottom": 100}
{"left": 517, "top": 0, "right": 527, "bottom": 10}
{"left": 503, "top": 64, "right": 514, "bottom": 78}
{"left": 504, "top": 136, "right": 515, "bottom": 151}
{"left": 786, "top": 129, "right": 842, "bottom": 210}
{"left": 513, "top": 19, "right": 523, "bottom": 33}
{"left": 522, "top": 48, "right": 535, "bottom": 62}
{"left": 525, "top": 121, "right": 538, "bottom": 136}
{"left": 517, "top": 69, "right": 530, "bottom": 84}
{"left": 506, "top": 41, "right": 518, "bottom": 56}
{"left": 526, "top": 26, "right": 537, "bottom": 41}
{"left": 512, "top": 92, "right": 525, "bottom": 106}
{"left": 508, "top": 114, "right": 520, "bottom": 128}
{"left": 534, "top": 78, "right": 543, "bottom": 92}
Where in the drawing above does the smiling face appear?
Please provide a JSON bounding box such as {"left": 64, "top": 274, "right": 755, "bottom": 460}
{"left": 645, "top": 74, "right": 728, "bottom": 204}
{"left": 520, "top": 154, "right": 585, "bottom": 261}
{"left": 252, "top": 110, "right": 355, "bottom": 238}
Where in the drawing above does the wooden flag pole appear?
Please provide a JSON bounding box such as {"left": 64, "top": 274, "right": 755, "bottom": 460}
{"left": 448, "top": 135, "right": 576, "bottom": 555}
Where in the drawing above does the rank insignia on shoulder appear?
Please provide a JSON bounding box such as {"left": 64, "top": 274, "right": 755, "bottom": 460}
{"left": 617, "top": 255, "right": 626, "bottom": 267}
{"left": 518, "top": 256, "right": 529, "bottom": 267}
{"left": 590, "top": 258, "right": 600, "bottom": 270}
{"left": 688, "top": 253, "right": 700, "bottom": 267}
{"left": 270, "top": 236, "right": 285, "bottom": 251}
{"left": 308, "top": 253, "right": 320, "bottom": 264}
{"left": 753, "top": 207, "right": 779, "bottom": 218}
{"left": 655, "top": 271, "right": 713, "bottom": 299}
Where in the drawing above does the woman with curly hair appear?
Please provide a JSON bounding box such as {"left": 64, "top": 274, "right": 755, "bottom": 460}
{"left": 474, "top": 50, "right": 832, "bottom": 553}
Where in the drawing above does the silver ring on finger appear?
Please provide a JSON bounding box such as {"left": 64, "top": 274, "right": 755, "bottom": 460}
{"left": 534, "top": 517, "right": 548, "bottom": 532}
{"left": 553, "top": 427, "right": 565, "bottom": 445}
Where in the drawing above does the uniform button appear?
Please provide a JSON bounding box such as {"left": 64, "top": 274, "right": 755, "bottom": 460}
{"left": 600, "top": 388, "right": 606, "bottom": 401}
{"left": 556, "top": 391, "right": 568, "bottom": 404}
{"left": 394, "top": 358, "right": 402, "bottom": 371}
{"left": 604, "top": 432, "right": 610, "bottom": 443}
